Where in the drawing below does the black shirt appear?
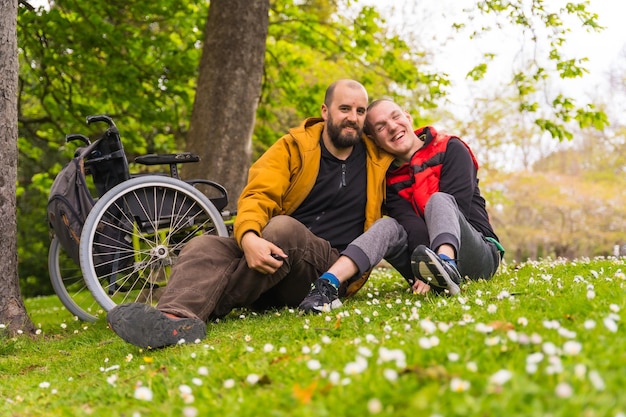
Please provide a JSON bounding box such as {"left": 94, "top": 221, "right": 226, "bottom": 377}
{"left": 291, "top": 139, "right": 367, "bottom": 251}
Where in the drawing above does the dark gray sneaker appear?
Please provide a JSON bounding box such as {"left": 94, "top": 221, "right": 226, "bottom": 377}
{"left": 106, "top": 303, "right": 206, "bottom": 349}
{"left": 298, "top": 278, "right": 343, "bottom": 313}
{"left": 411, "top": 245, "right": 462, "bottom": 295}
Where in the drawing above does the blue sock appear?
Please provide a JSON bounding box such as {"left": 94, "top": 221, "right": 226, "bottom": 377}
{"left": 438, "top": 253, "right": 457, "bottom": 268}
{"left": 320, "top": 272, "right": 340, "bottom": 289}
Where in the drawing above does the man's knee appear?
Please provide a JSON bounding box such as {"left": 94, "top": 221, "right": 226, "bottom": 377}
{"left": 370, "top": 217, "right": 403, "bottom": 234}
{"left": 262, "top": 215, "right": 306, "bottom": 245}
{"left": 428, "top": 192, "right": 454, "bottom": 206}
{"left": 425, "top": 192, "right": 457, "bottom": 215}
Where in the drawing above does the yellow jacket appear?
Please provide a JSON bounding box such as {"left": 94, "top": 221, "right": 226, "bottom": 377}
{"left": 235, "top": 117, "right": 394, "bottom": 247}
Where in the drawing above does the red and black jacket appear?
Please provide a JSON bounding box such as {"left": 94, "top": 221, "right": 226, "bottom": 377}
{"left": 384, "top": 126, "right": 498, "bottom": 252}
{"left": 387, "top": 127, "right": 478, "bottom": 216}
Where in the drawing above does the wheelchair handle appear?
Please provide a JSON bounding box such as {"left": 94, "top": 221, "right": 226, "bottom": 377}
{"left": 86, "top": 115, "right": 117, "bottom": 129}
{"left": 66, "top": 133, "right": 91, "bottom": 146}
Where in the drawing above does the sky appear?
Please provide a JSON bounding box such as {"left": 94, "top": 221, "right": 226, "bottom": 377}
{"left": 374, "top": 0, "right": 626, "bottom": 107}
{"left": 359, "top": 0, "right": 626, "bottom": 170}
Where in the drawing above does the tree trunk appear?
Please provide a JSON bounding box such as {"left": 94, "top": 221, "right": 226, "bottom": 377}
{"left": 184, "top": 0, "right": 269, "bottom": 210}
{"left": 0, "top": 0, "right": 36, "bottom": 335}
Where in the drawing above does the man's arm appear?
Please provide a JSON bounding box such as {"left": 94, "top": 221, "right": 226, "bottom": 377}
{"left": 234, "top": 139, "right": 294, "bottom": 246}
{"left": 439, "top": 138, "right": 477, "bottom": 217}
{"left": 233, "top": 138, "right": 294, "bottom": 274}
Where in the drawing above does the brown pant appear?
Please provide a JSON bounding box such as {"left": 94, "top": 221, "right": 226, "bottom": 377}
{"left": 157, "top": 215, "right": 340, "bottom": 321}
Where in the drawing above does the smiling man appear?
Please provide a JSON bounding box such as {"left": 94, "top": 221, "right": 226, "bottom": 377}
{"left": 106, "top": 80, "right": 394, "bottom": 348}
{"left": 298, "top": 98, "right": 503, "bottom": 313}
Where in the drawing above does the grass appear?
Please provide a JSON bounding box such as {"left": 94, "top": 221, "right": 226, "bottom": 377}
{"left": 1, "top": 257, "right": 625, "bottom": 417}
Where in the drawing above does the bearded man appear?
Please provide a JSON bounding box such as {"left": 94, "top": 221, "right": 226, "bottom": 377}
{"left": 106, "top": 79, "right": 394, "bottom": 348}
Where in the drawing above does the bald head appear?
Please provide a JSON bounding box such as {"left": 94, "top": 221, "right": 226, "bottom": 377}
{"left": 324, "top": 79, "right": 368, "bottom": 108}
{"left": 364, "top": 98, "right": 397, "bottom": 136}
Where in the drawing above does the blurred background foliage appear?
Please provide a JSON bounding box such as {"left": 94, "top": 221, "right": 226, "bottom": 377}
{"left": 16, "top": 0, "right": 626, "bottom": 297}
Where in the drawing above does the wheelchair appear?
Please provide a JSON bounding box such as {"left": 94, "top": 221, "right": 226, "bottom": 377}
{"left": 48, "top": 115, "right": 232, "bottom": 322}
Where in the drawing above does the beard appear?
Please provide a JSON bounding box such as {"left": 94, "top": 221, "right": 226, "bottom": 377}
{"left": 326, "top": 114, "right": 363, "bottom": 149}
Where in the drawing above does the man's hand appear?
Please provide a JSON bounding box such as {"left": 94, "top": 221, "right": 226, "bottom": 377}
{"left": 240, "top": 232, "right": 287, "bottom": 274}
{"left": 411, "top": 279, "right": 431, "bottom": 295}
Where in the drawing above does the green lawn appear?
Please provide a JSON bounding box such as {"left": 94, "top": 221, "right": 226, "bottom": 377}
{"left": 1, "top": 257, "right": 625, "bottom": 417}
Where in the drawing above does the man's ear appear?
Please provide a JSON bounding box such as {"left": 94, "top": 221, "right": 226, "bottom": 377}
{"left": 321, "top": 103, "right": 329, "bottom": 121}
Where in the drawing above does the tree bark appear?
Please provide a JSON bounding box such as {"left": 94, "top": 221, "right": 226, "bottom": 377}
{"left": 0, "top": 0, "right": 36, "bottom": 336}
{"left": 184, "top": 0, "right": 269, "bottom": 210}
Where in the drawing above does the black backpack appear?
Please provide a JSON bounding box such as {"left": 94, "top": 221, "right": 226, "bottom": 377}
{"left": 47, "top": 152, "right": 95, "bottom": 265}
{"left": 48, "top": 126, "right": 130, "bottom": 265}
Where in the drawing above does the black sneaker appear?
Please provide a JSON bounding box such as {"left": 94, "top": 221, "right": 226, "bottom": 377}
{"left": 298, "top": 278, "right": 343, "bottom": 313}
{"left": 410, "top": 245, "right": 462, "bottom": 295}
{"left": 106, "top": 303, "right": 206, "bottom": 349}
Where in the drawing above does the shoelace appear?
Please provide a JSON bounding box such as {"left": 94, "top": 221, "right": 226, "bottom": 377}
{"left": 315, "top": 280, "right": 335, "bottom": 298}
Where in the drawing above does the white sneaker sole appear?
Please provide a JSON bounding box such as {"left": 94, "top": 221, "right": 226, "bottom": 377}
{"left": 413, "top": 248, "right": 461, "bottom": 296}
{"left": 312, "top": 299, "right": 343, "bottom": 313}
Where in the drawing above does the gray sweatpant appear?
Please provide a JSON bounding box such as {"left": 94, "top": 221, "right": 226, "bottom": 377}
{"left": 425, "top": 192, "right": 500, "bottom": 281}
{"left": 342, "top": 192, "right": 500, "bottom": 284}
{"left": 342, "top": 217, "right": 414, "bottom": 284}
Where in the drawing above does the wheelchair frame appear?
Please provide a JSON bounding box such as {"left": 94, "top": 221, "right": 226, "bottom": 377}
{"left": 48, "top": 115, "right": 232, "bottom": 321}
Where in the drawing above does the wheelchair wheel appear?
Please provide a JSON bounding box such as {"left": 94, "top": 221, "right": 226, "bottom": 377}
{"left": 79, "top": 175, "right": 229, "bottom": 312}
{"left": 48, "top": 236, "right": 100, "bottom": 322}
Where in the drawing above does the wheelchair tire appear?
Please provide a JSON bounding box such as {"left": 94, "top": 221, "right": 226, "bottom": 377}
{"left": 48, "top": 236, "right": 100, "bottom": 322}
{"left": 79, "top": 175, "right": 229, "bottom": 312}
